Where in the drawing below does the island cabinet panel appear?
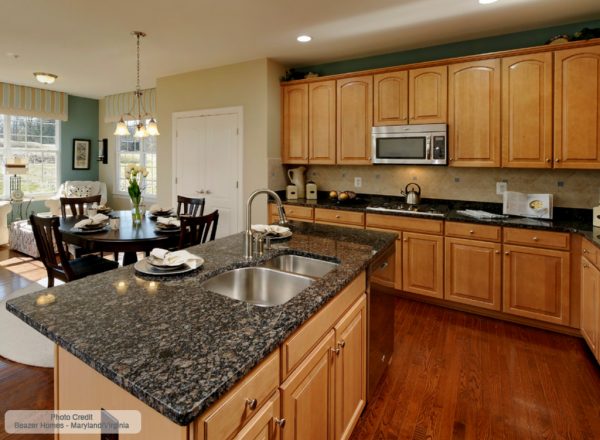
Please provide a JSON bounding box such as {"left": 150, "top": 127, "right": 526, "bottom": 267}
{"left": 554, "top": 46, "right": 600, "bottom": 169}
{"left": 280, "top": 330, "right": 336, "bottom": 440}
{"left": 309, "top": 80, "right": 337, "bottom": 164}
{"left": 503, "top": 244, "right": 570, "bottom": 325}
{"left": 336, "top": 76, "right": 373, "bottom": 164}
{"left": 402, "top": 232, "right": 444, "bottom": 299}
{"left": 445, "top": 237, "right": 502, "bottom": 310}
{"left": 369, "top": 244, "right": 397, "bottom": 289}
{"left": 282, "top": 84, "right": 309, "bottom": 164}
{"left": 448, "top": 59, "right": 501, "bottom": 167}
{"left": 373, "top": 71, "right": 408, "bottom": 126}
{"left": 409, "top": 65, "right": 448, "bottom": 124}
{"left": 501, "top": 53, "right": 553, "bottom": 168}
{"left": 232, "top": 393, "right": 281, "bottom": 440}
{"left": 56, "top": 347, "right": 189, "bottom": 440}
{"left": 581, "top": 256, "right": 600, "bottom": 362}
{"left": 334, "top": 295, "right": 367, "bottom": 440}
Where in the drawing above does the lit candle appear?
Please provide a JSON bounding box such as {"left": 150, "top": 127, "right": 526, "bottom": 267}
{"left": 35, "top": 293, "right": 56, "bottom": 306}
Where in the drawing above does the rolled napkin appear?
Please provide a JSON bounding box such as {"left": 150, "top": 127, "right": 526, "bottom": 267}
{"left": 251, "top": 224, "right": 290, "bottom": 236}
{"left": 150, "top": 204, "right": 173, "bottom": 214}
{"left": 74, "top": 213, "right": 109, "bottom": 229}
{"left": 149, "top": 248, "right": 203, "bottom": 266}
{"left": 157, "top": 216, "right": 181, "bottom": 227}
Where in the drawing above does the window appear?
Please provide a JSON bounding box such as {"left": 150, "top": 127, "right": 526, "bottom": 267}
{"left": 0, "top": 114, "right": 60, "bottom": 197}
{"left": 116, "top": 120, "right": 157, "bottom": 198}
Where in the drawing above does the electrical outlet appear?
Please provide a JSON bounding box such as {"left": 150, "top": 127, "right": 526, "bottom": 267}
{"left": 496, "top": 181, "right": 507, "bottom": 195}
{"left": 354, "top": 177, "right": 362, "bottom": 188}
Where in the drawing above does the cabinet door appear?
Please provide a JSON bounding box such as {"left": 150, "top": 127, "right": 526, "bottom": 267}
{"left": 337, "top": 76, "right": 373, "bottom": 164}
{"left": 282, "top": 84, "right": 308, "bottom": 164}
{"left": 373, "top": 71, "right": 408, "bottom": 126}
{"left": 334, "top": 295, "right": 367, "bottom": 440}
{"left": 554, "top": 46, "right": 600, "bottom": 169}
{"left": 448, "top": 59, "right": 501, "bottom": 167}
{"left": 280, "top": 330, "right": 335, "bottom": 440}
{"left": 370, "top": 248, "right": 396, "bottom": 289}
{"left": 309, "top": 81, "right": 336, "bottom": 164}
{"left": 581, "top": 257, "right": 599, "bottom": 357}
{"left": 445, "top": 237, "right": 502, "bottom": 310}
{"left": 409, "top": 65, "right": 447, "bottom": 124}
{"left": 402, "top": 232, "right": 444, "bottom": 299}
{"left": 233, "top": 393, "right": 281, "bottom": 440}
{"left": 501, "top": 53, "right": 553, "bottom": 168}
{"left": 503, "top": 244, "right": 570, "bottom": 325}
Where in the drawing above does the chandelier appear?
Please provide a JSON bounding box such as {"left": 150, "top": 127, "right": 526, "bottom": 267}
{"left": 114, "top": 31, "right": 159, "bottom": 138}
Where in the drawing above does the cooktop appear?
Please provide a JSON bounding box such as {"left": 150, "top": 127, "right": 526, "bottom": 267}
{"left": 366, "top": 202, "right": 449, "bottom": 218}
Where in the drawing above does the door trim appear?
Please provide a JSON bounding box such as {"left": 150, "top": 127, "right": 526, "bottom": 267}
{"left": 171, "top": 106, "right": 244, "bottom": 233}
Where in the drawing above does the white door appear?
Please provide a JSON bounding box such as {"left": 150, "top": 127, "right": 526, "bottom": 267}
{"left": 173, "top": 108, "right": 242, "bottom": 238}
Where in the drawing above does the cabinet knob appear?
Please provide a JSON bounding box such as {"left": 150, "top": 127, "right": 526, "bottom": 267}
{"left": 555, "top": 158, "right": 561, "bottom": 163}
{"left": 546, "top": 158, "right": 551, "bottom": 163}
{"left": 205, "top": 189, "right": 211, "bottom": 195}
{"left": 469, "top": 230, "right": 474, "bottom": 234}
{"left": 532, "top": 236, "right": 539, "bottom": 241}
{"left": 275, "top": 418, "right": 286, "bottom": 428}
{"left": 338, "top": 340, "right": 346, "bottom": 349}
{"left": 335, "top": 215, "right": 340, "bottom": 219}
{"left": 246, "top": 398, "right": 258, "bottom": 410}
{"left": 583, "top": 249, "right": 589, "bottom": 254}
{"left": 495, "top": 250, "right": 500, "bottom": 254}
{"left": 583, "top": 263, "right": 589, "bottom": 269}
{"left": 403, "top": 238, "right": 408, "bottom": 242}
{"left": 331, "top": 347, "right": 340, "bottom": 355}
{"left": 505, "top": 251, "right": 510, "bottom": 255}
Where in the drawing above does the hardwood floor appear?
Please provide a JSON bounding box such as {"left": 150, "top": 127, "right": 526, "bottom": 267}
{"left": 352, "top": 298, "right": 600, "bottom": 440}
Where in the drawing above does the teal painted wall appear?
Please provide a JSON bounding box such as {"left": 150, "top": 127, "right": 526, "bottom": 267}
{"left": 294, "top": 19, "right": 600, "bottom": 76}
{"left": 60, "top": 95, "right": 99, "bottom": 182}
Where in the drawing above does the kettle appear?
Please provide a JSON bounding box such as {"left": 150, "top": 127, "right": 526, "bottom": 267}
{"left": 404, "top": 183, "right": 421, "bottom": 205}
{"left": 287, "top": 166, "right": 307, "bottom": 198}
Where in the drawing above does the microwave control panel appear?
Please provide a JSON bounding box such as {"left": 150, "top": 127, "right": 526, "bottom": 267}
{"left": 432, "top": 136, "right": 446, "bottom": 160}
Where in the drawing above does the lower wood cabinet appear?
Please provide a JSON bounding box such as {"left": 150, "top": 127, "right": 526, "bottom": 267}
{"left": 581, "top": 256, "right": 600, "bottom": 361}
{"left": 233, "top": 393, "right": 281, "bottom": 440}
{"left": 503, "top": 244, "right": 570, "bottom": 325}
{"left": 402, "top": 232, "right": 444, "bottom": 299}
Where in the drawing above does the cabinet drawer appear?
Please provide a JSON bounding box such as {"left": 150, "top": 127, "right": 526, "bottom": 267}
{"left": 503, "top": 227, "right": 570, "bottom": 250}
{"left": 582, "top": 239, "right": 599, "bottom": 268}
{"left": 314, "top": 208, "right": 365, "bottom": 227}
{"left": 281, "top": 272, "right": 366, "bottom": 380}
{"left": 199, "top": 350, "right": 280, "bottom": 440}
{"left": 276, "top": 204, "right": 314, "bottom": 221}
{"left": 445, "top": 221, "right": 501, "bottom": 242}
{"left": 365, "top": 213, "right": 443, "bottom": 235}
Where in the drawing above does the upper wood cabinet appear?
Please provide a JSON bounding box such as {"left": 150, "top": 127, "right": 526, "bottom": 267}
{"left": 373, "top": 71, "right": 408, "bottom": 126}
{"left": 448, "top": 59, "right": 501, "bottom": 167}
{"left": 282, "top": 84, "right": 308, "bottom": 164}
{"left": 501, "top": 53, "right": 553, "bottom": 168}
{"left": 409, "top": 65, "right": 447, "bottom": 124}
{"left": 554, "top": 46, "right": 600, "bottom": 168}
{"left": 337, "top": 76, "right": 373, "bottom": 164}
{"left": 308, "top": 80, "right": 336, "bottom": 164}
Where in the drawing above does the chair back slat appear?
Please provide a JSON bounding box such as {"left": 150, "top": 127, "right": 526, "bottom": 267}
{"left": 176, "top": 195, "right": 205, "bottom": 217}
{"left": 60, "top": 195, "right": 102, "bottom": 218}
{"left": 29, "top": 215, "right": 75, "bottom": 280}
{"left": 178, "top": 210, "right": 219, "bottom": 249}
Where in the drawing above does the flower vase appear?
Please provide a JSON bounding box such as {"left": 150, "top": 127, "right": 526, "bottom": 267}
{"left": 131, "top": 198, "right": 143, "bottom": 225}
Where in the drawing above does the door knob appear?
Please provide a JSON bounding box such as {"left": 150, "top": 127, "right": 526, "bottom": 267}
{"left": 206, "top": 190, "right": 211, "bottom": 195}
{"left": 196, "top": 190, "right": 205, "bottom": 194}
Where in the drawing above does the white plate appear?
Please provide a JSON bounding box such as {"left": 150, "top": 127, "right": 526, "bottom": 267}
{"left": 268, "top": 230, "right": 292, "bottom": 240}
{"left": 154, "top": 227, "right": 181, "bottom": 234}
{"left": 146, "top": 255, "right": 186, "bottom": 271}
{"left": 134, "top": 257, "right": 204, "bottom": 276}
{"left": 70, "top": 225, "right": 110, "bottom": 234}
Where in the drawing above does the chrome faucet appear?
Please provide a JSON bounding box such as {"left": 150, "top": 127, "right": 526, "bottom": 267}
{"left": 244, "top": 189, "right": 288, "bottom": 259}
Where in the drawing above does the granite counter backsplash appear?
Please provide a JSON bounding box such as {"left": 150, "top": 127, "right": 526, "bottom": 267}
{"left": 6, "top": 223, "right": 395, "bottom": 426}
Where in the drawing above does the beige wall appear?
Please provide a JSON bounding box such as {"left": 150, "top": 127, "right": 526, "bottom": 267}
{"left": 307, "top": 165, "right": 600, "bottom": 209}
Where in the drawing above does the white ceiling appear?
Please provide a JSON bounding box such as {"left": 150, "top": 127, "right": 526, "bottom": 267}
{"left": 1, "top": 0, "right": 599, "bottom": 98}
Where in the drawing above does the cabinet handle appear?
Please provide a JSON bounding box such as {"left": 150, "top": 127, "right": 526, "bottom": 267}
{"left": 338, "top": 340, "right": 346, "bottom": 349}
{"left": 583, "top": 263, "right": 589, "bottom": 269}
{"left": 246, "top": 398, "right": 258, "bottom": 410}
{"left": 505, "top": 251, "right": 510, "bottom": 255}
{"left": 532, "top": 237, "right": 539, "bottom": 241}
{"left": 469, "top": 230, "right": 474, "bottom": 234}
{"left": 583, "top": 249, "right": 589, "bottom": 254}
{"left": 378, "top": 261, "right": 389, "bottom": 271}
{"left": 275, "top": 418, "right": 286, "bottom": 428}
{"left": 331, "top": 347, "right": 340, "bottom": 355}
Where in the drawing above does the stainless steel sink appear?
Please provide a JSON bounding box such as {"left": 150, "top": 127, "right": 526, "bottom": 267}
{"left": 262, "top": 254, "right": 339, "bottom": 278}
{"left": 200, "top": 267, "right": 314, "bottom": 307}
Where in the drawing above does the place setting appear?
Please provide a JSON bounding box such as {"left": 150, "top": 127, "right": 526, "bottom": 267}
{"left": 154, "top": 216, "right": 181, "bottom": 233}
{"left": 149, "top": 204, "right": 174, "bottom": 219}
{"left": 71, "top": 213, "right": 111, "bottom": 233}
{"left": 134, "top": 247, "right": 204, "bottom": 276}
{"left": 251, "top": 224, "right": 292, "bottom": 241}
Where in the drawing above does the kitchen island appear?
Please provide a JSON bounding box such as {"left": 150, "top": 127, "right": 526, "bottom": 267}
{"left": 6, "top": 221, "right": 396, "bottom": 438}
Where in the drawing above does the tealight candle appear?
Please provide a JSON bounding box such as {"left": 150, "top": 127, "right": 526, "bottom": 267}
{"left": 35, "top": 293, "right": 56, "bottom": 306}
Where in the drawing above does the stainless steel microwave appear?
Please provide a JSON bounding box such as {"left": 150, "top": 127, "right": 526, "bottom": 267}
{"left": 372, "top": 124, "right": 447, "bottom": 165}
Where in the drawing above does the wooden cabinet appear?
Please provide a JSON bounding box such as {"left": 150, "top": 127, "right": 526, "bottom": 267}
{"left": 337, "top": 76, "right": 373, "bottom": 164}
{"left": 581, "top": 256, "right": 599, "bottom": 361}
{"left": 554, "top": 46, "right": 600, "bottom": 168}
{"left": 309, "top": 81, "right": 336, "bottom": 164}
{"left": 501, "top": 53, "right": 553, "bottom": 168}
{"left": 370, "top": 245, "right": 397, "bottom": 289}
{"left": 314, "top": 208, "right": 365, "bottom": 228}
{"left": 402, "top": 232, "right": 444, "bottom": 299}
{"left": 269, "top": 204, "right": 314, "bottom": 224}
{"left": 409, "top": 65, "right": 447, "bottom": 124}
{"left": 233, "top": 393, "right": 281, "bottom": 440}
{"left": 448, "top": 59, "right": 501, "bottom": 167}
{"left": 503, "top": 244, "right": 570, "bottom": 325}
{"left": 373, "top": 71, "right": 408, "bottom": 126}
{"left": 282, "top": 84, "right": 308, "bottom": 164}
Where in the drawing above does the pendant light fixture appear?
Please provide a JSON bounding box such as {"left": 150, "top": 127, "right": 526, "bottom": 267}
{"left": 114, "top": 31, "right": 159, "bottom": 138}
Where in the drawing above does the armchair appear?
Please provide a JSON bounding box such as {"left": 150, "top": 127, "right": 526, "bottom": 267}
{"left": 45, "top": 181, "right": 107, "bottom": 216}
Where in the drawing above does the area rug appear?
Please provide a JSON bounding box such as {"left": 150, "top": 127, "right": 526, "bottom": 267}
{"left": 0, "top": 281, "right": 57, "bottom": 368}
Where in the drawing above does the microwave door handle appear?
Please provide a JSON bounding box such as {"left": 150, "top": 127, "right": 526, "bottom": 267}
{"left": 425, "top": 136, "right": 432, "bottom": 160}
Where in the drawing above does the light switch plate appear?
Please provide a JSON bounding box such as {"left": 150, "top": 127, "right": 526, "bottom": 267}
{"left": 496, "top": 181, "right": 507, "bottom": 195}
{"left": 354, "top": 177, "right": 362, "bottom": 188}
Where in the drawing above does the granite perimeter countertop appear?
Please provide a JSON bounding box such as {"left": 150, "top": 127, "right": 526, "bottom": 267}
{"left": 6, "top": 222, "right": 395, "bottom": 426}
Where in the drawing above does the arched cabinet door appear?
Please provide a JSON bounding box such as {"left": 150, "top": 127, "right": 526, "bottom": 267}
{"left": 336, "top": 76, "right": 373, "bottom": 165}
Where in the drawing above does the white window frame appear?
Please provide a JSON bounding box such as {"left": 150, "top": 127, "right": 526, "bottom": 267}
{"left": 0, "top": 114, "right": 61, "bottom": 200}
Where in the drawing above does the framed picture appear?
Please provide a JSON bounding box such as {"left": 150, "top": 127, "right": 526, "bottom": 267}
{"left": 72, "top": 139, "right": 91, "bottom": 170}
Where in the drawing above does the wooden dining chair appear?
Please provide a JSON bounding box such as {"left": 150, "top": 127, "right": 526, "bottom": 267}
{"left": 178, "top": 210, "right": 219, "bottom": 249}
{"left": 176, "top": 195, "right": 205, "bottom": 217}
{"left": 30, "top": 214, "right": 118, "bottom": 287}
{"left": 60, "top": 195, "right": 102, "bottom": 218}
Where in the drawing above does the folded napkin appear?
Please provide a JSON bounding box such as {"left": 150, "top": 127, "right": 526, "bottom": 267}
{"left": 251, "top": 224, "right": 290, "bottom": 236}
{"left": 157, "top": 216, "right": 180, "bottom": 227}
{"left": 150, "top": 248, "right": 202, "bottom": 266}
{"left": 74, "top": 213, "right": 109, "bottom": 228}
{"left": 150, "top": 204, "right": 173, "bottom": 214}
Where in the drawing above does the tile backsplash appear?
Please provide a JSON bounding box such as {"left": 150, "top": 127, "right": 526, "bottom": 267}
{"left": 302, "top": 166, "right": 600, "bottom": 208}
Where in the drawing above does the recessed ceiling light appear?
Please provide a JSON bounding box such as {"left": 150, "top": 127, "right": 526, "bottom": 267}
{"left": 297, "top": 35, "right": 312, "bottom": 43}
{"left": 33, "top": 72, "right": 57, "bottom": 84}
{"left": 479, "top": 0, "right": 498, "bottom": 4}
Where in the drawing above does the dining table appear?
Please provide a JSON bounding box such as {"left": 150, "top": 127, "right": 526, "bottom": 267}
{"left": 59, "top": 210, "right": 179, "bottom": 265}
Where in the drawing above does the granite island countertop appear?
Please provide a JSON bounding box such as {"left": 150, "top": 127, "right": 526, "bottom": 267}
{"left": 6, "top": 222, "right": 396, "bottom": 426}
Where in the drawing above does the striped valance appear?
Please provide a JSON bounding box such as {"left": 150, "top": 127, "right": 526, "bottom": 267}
{"left": 104, "top": 88, "right": 156, "bottom": 123}
{"left": 0, "top": 82, "right": 68, "bottom": 121}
